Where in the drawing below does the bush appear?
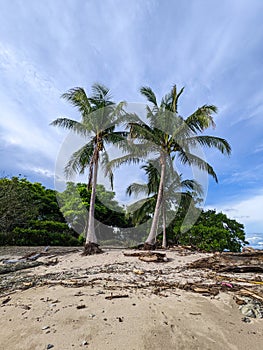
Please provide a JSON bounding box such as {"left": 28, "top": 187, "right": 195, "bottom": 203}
{"left": 171, "top": 210, "right": 248, "bottom": 252}
{"left": 0, "top": 228, "right": 82, "bottom": 246}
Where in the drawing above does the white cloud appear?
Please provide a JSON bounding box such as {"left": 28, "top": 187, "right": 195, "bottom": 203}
{"left": 208, "top": 190, "right": 263, "bottom": 233}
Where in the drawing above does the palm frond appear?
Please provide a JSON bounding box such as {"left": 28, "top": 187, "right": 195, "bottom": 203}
{"left": 128, "top": 196, "right": 156, "bottom": 225}
{"left": 177, "top": 151, "right": 218, "bottom": 182}
{"left": 100, "top": 150, "right": 114, "bottom": 189}
{"left": 128, "top": 122, "right": 163, "bottom": 149}
{"left": 188, "top": 135, "right": 231, "bottom": 155}
{"left": 126, "top": 183, "right": 148, "bottom": 197}
{"left": 140, "top": 86, "right": 158, "bottom": 107}
{"left": 50, "top": 118, "right": 90, "bottom": 137}
{"left": 186, "top": 105, "right": 217, "bottom": 133}
{"left": 106, "top": 154, "right": 141, "bottom": 172}
{"left": 141, "top": 162, "right": 160, "bottom": 195}
{"left": 64, "top": 142, "right": 94, "bottom": 178}
{"left": 173, "top": 86, "right": 184, "bottom": 113}
{"left": 61, "top": 87, "right": 91, "bottom": 116}
{"left": 91, "top": 83, "right": 111, "bottom": 100}
{"left": 160, "top": 85, "right": 184, "bottom": 113}
{"left": 180, "top": 179, "right": 203, "bottom": 196}
{"left": 103, "top": 131, "right": 128, "bottom": 146}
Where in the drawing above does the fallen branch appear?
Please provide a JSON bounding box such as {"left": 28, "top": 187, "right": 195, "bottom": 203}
{"left": 105, "top": 294, "right": 129, "bottom": 300}
{"left": 123, "top": 251, "right": 168, "bottom": 262}
{"left": 0, "top": 261, "right": 44, "bottom": 275}
{"left": 219, "top": 266, "right": 263, "bottom": 273}
{"left": 238, "top": 288, "right": 263, "bottom": 303}
{"left": 188, "top": 251, "right": 263, "bottom": 272}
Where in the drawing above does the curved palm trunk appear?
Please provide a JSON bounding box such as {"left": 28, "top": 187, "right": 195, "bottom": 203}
{"left": 162, "top": 197, "right": 167, "bottom": 249}
{"left": 85, "top": 150, "right": 99, "bottom": 244}
{"left": 145, "top": 156, "right": 166, "bottom": 247}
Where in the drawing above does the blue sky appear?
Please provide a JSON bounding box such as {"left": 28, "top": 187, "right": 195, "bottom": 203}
{"left": 0, "top": 0, "right": 263, "bottom": 234}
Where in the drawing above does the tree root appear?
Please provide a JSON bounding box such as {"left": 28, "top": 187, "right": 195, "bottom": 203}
{"left": 82, "top": 242, "right": 103, "bottom": 256}
{"left": 143, "top": 242, "right": 156, "bottom": 251}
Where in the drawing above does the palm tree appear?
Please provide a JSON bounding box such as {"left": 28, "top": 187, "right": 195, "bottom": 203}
{"left": 115, "top": 85, "right": 231, "bottom": 249}
{"left": 127, "top": 160, "right": 203, "bottom": 248}
{"left": 51, "top": 83, "right": 127, "bottom": 254}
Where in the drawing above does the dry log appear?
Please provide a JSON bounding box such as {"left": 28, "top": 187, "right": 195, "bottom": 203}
{"left": 123, "top": 251, "right": 168, "bottom": 262}
{"left": 123, "top": 251, "right": 166, "bottom": 257}
{"left": 105, "top": 294, "right": 129, "bottom": 300}
{"left": 0, "top": 261, "right": 44, "bottom": 275}
{"left": 188, "top": 251, "right": 263, "bottom": 272}
{"left": 219, "top": 265, "right": 263, "bottom": 273}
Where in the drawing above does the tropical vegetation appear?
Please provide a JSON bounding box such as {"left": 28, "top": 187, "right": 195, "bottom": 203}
{"left": 0, "top": 176, "right": 247, "bottom": 251}
{"left": 0, "top": 83, "right": 248, "bottom": 253}
{"left": 109, "top": 85, "right": 231, "bottom": 249}
{"left": 51, "top": 83, "right": 127, "bottom": 254}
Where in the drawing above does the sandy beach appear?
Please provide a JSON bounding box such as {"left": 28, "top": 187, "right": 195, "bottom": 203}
{"left": 0, "top": 248, "right": 262, "bottom": 350}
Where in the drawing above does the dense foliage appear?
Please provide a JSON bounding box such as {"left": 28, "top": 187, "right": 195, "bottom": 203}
{"left": 0, "top": 177, "right": 79, "bottom": 246}
{"left": 167, "top": 209, "right": 248, "bottom": 252}
{"left": 0, "top": 177, "right": 247, "bottom": 251}
{"left": 58, "top": 182, "right": 132, "bottom": 244}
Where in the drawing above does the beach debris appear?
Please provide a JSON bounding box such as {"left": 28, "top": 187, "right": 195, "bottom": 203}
{"left": 2, "top": 246, "right": 49, "bottom": 264}
{"left": 0, "top": 253, "right": 58, "bottom": 275}
{"left": 0, "top": 261, "right": 44, "bottom": 275}
{"left": 234, "top": 291, "right": 263, "bottom": 319}
{"left": 238, "top": 289, "right": 263, "bottom": 304}
{"left": 46, "top": 344, "right": 54, "bottom": 349}
{"left": 187, "top": 251, "right": 263, "bottom": 273}
{"left": 105, "top": 293, "right": 129, "bottom": 300}
{"left": 240, "top": 304, "right": 257, "bottom": 318}
{"left": 242, "top": 246, "right": 256, "bottom": 252}
{"left": 42, "top": 326, "right": 50, "bottom": 330}
{"left": 133, "top": 268, "right": 145, "bottom": 275}
{"left": 241, "top": 317, "right": 251, "bottom": 323}
{"left": 1, "top": 296, "right": 11, "bottom": 305}
{"left": 233, "top": 295, "right": 246, "bottom": 305}
{"left": 221, "top": 282, "right": 233, "bottom": 288}
{"left": 81, "top": 340, "right": 89, "bottom": 346}
{"left": 123, "top": 251, "right": 168, "bottom": 262}
{"left": 239, "top": 299, "right": 263, "bottom": 319}
{"left": 191, "top": 286, "right": 219, "bottom": 296}
{"left": 74, "top": 291, "right": 85, "bottom": 296}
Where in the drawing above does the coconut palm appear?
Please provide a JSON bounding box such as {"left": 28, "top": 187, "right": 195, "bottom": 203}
{"left": 138, "top": 86, "right": 231, "bottom": 248}
{"left": 110, "top": 85, "right": 231, "bottom": 249}
{"left": 127, "top": 160, "right": 203, "bottom": 248}
{"left": 51, "top": 83, "right": 127, "bottom": 254}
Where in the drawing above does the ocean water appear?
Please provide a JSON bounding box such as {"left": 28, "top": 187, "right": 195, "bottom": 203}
{"left": 246, "top": 233, "right": 263, "bottom": 250}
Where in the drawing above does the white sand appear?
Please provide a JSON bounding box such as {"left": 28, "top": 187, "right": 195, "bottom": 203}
{"left": 0, "top": 249, "right": 262, "bottom": 350}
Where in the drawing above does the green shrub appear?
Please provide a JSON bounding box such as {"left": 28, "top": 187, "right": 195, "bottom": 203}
{"left": 0, "top": 228, "right": 82, "bottom": 246}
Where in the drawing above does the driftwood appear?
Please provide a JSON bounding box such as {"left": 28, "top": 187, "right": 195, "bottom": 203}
{"left": 0, "top": 257, "right": 58, "bottom": 275}
{"left": 188, "top": 251, "right": 263, "bottom": 273}
{"left": 219, "top": 266, "right": 263, "bottom": 273}
{"left": 0, "top": 261, "right": 44, "bottom": 275}
{"left": 238, "top": 288, "right": 263, "bottom": 303}
{"left": 123, "top": 251, "right": 168, "bottom": 262}
{"left": 105, "top": 294, "right": 129, "bottom": 300}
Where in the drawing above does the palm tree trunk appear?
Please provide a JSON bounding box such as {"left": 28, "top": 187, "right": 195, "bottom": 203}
{"left": 85, "top": 150, "right": 99, "bottom": 244}
{"left": 145, "top": 156, "right": 166, "bottom": 247}
{"left": 162, "top": 197, "right": 167, "bottom": 249}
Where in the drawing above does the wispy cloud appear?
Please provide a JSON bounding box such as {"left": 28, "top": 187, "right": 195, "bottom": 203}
{"left": 0, "top": 0, "right": 263, "bottom": 234}
{"left": 207, "top": 189, "right": 263, "bottom": 233}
